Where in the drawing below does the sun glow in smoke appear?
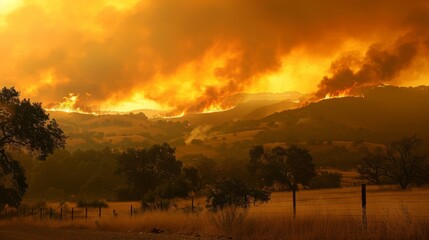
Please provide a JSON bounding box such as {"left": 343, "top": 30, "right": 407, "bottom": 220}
{"left": 0, "top": 0, "right": 22, "bottom": 14}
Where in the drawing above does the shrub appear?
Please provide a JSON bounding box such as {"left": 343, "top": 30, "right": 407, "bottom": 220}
{"left": 76, "top": 199, "right": 108, "bottom": 208}
{"left": 211, "top": 207, "right": 248, "bottom": 234}
{"left": 206, "top": 179, "right": 270, "bottom": 211}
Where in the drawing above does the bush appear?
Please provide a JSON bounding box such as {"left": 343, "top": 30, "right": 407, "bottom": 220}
{"left": 211, "top": 207, "right": 248, "bottom": 234}
{"left": 76, "top": 199, "right": 108, "bottom": 208}
{"left": 310, "top": 171, "right": 342, "bottom": 189}
{"left": 206, "top": 179, "right": 270, "bottom": 211}
{"left": 141, "top": 195, "right": 172, "bottom": 211}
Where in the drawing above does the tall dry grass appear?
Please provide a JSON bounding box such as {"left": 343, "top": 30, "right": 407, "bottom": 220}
{"left": 3, "top": 186, "right": 428, "bottom": 239}
{"left": 1, "top": 208, "right": 428, "bottom": 239}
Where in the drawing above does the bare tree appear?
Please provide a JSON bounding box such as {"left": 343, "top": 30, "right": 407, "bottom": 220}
{"left": 358, "top": 135, "right": 428, "bottom": 189}
{"left": 383, "top": 135, "right": 427, "bottom": 189}
{"left": 357, "top": 153, "right": 384, "bottom": 185}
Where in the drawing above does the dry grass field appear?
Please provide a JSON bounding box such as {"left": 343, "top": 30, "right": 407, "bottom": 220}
{"left": 1, "top": 186, "right": 428, "bottom": 239}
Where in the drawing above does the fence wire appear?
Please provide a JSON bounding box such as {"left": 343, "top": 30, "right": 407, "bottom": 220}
{"left": 1, "top": 185, "right": 429, "bottom": 222}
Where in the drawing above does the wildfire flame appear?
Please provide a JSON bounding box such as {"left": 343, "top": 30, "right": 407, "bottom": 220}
{"left": 46, "top": 93, "right": 98, "bottom": 115}
{"left": 323, "top": 89, "right": 353, "bottom": 100}
{"left": 162, "top": 103, "right": 235, "bottom": 118}
{"left": 202, "top": 104, "right": 234, "bottom": 113}
{"left": 320, "top": 88, "right": 364, "bottom": 101}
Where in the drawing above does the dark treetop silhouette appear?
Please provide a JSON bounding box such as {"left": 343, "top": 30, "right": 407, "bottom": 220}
{"left": 358, "top": 135, "right": 428, "bottom": 189}
{"left": 0, "top": 87, "right": 66, "bottom": 207}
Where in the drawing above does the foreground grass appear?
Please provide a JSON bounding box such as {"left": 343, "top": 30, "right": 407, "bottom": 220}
{"left": 8, "top": 186, "right": 429, "bottom": 239}
{"left": 1, "top": 209, "right": 429, "bottom": 240}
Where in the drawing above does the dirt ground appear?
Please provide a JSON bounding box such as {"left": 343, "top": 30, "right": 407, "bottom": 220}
{"left": 0, "top": 226, "right": 216, "bottom": 240}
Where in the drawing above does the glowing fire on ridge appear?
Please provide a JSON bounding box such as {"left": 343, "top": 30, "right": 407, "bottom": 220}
{"left": 202, "top": 104, "right": 235, "bottom": 113}
{"left": 45, "top": 93, "right": 98, "bottom": 115}
{"left": 321, "top": 88, "right": 364, "bottom": 100}
{"left": 162, "top": 104, "right": 235, "bottom": 118}
{"left": 163, "top": 111, "right": 185, "bottom": 119}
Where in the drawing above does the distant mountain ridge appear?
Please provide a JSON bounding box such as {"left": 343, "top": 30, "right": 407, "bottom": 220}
{"left": 47, "top": 86, "right": 429, "bottom": 151}
{"left": 231, "top": 85, "right": 429, "bottom": 146}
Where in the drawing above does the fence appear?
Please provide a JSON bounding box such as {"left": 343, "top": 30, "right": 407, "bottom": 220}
{"left": 248, "top": 184, "right": 429, "bottom": 223}
{"left": 0, "top": 203, "right": 145, "bottom": 221}
{"left": 1, "top": 184, "right": 429, "bottom": 226}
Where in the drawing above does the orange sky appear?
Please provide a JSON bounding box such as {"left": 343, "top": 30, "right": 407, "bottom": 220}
{"left": 0, "top": 0, "right": 428, "bottom": 113}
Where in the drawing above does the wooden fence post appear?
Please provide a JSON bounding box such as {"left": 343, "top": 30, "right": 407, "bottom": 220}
{"left": 16, "top": 206, "right": 19, "bottom": 218}
{"left": 130, "top": 205, "right": 133, "bottom": 216}
{"left": 40, "top": 208, "right": 42, "bottom": 219}
{"left": 191, "top": 197, "right": 194, "bottom": 213}
{"left": 361, "top": 183, "right": 367, "bottom": 229}
{"left": 292, "top": 188, "right": 297, "bottom": 219}
{"left": 98, "top": 207, "right": 101, "bottom": 219}
{"left": 60, "top": 208, "right": 62, "bottom": 221}
{"left": 49, "top": 208, "right": 52, "bottom": 219}
{"left": 71, "top": 208, "right": 74, "bottom": 221}
{"left": 23, "top": 208, "right": 25, "bottom": 217}
{"left": 85, "top": 208, "right": 88, "bottom": 222}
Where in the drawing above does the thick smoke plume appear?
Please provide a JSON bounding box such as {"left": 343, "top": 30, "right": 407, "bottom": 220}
{"left": 315, "top": 4, "right": 429, "bottom": 98}
{"left": 315, "top": 38, "right": 420, "bottom": 98}
{"left": 0, "top": 0, "right": 428, "bottom": 113}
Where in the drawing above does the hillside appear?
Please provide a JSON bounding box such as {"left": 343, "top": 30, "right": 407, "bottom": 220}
{"left": 47, "top": 91, "right": 302, "bottom": 151}
{"left": 223, "top": 86, "right": 429, "bottom": 146}
{"left": 48, "top": 86, "right": 429, "bottom": 153}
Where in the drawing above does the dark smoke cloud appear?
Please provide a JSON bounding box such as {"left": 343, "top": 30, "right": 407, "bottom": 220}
{"left": 316, "top": 38, "right": 419, "bottom": 98}
{"left": 0, "top": 0, "right": 428, "bottom": 112}
{"left": 315, "top": 4, "right": 429, "bottom": 98}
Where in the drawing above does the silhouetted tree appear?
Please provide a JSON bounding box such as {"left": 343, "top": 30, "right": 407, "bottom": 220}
{"left": 357, "top": 152, "right": 385, "bottom": 185}
{"left": 155, "top": 176, "right": 189, "bottom": 199}
{"left": 181, "top": 154, "right": 218, "bottom": 188}
{"left": 206, "top": 179, "right": 270, "bottom": 211}
{"left": 249, "top": 145, "right": 316, "bottom": 190}
{"left": 183, "top": 167, "right": 201, "bottom": 193}
{"left": 0, "top": 87, "right": 66, "bottom": 207}
{"left": 358, "top": 135, "right": 428, "bottom": 189}
{"left": 116, "top": 143, "right": 182, "bottom": 200}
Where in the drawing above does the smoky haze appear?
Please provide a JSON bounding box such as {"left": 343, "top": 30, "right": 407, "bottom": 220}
{"left": 0, "top": 0, "right": 428, "bottom": 112}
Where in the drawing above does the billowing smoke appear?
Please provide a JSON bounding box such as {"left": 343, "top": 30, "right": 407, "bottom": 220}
{"left": 315, "top": 38, "right": 419, "bottom": 98}
{"left": 315, "top": 4, "right": 429, "bottom": 98}
{"left": 0, "top": 0, "right": 428, "bottom": 113}
{"left": 185, "top": 125, "right": 212, "bottom": 145}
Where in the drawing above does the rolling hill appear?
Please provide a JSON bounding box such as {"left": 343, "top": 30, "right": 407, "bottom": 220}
{"left": 219, "top": 85, "right": 429, "bottom": 147}
{"left": 48, "top": 86, "right": 429, "bottom": 153}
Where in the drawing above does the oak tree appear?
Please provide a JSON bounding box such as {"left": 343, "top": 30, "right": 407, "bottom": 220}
{"left": 249, "top": 145, "right": 316, "bottom": 190}
{"left": 0, "top": 87, "right": 66, "bottom": 207}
